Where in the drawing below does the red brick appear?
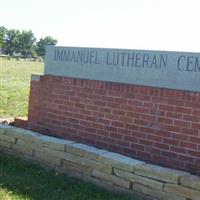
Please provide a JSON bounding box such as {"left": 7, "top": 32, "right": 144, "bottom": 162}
{"left": 174, "top": 119, "right": 191, "bottom": 128}
{"left": 87, "top": 105, "right": 98, "bottom": 111}
{"left": 109, "top": 145, "right": 122, "bottom": 154}
{"left": 168, "top": 99, "right": 185, "bottom": 106}
{"left": 102, "top": 96, "right": 114, "bottom": 102}
{"left": 163, "top": 138, "right": 179, "bottom": 146}
{"left": 131, "top": 143, "right": 145, "bottom": 151}
{"left": 170, "top": 146, "right": 186, "bottom": 154}
{"left": 183, "top": 114, "right": 200, "bottom": 122}
{"left": 155, "top": 130, "right": 171, "bottom": 137}
{"left": 109, "top": 132, "right": 123, "bottom": 139}
{"left": 98, "top": 107, "right": 111, "bottom": 114}
{"left": 103, "top": 136, "right": 116, "bottom": 144}
{"left": 139, "top": 139, "right": 153, "bottom": 146}
{"left": 106, "top": 102, "right": 121, "bottom": 109}
{"left": 147, "top": 134, "right": 162, "bottom": 142}
{"left": 124, "top": 136, "right": 138, "bottom": 143}
{"left": 187, "top": 150, "right": 200, "bottom": 157}
{"left": 117, "top": 128, "right": 132, "bottom": 135}
{"left": 96, "top": 129, "right": 109, "bottom": 136}
{"left": 85, "top": 116, "right": 97, "bottom": 122}
{"left": 154, "top": 143, "right": 169, "bottom": 150}
{"left": 126, "top": 111, "right": 140, "bottom": 118}
{"left": 135, "top": 107, "right": 150, "bottom": 114}
{"left": 141, "top": 114, "right": 156, "bottom": 122}
{"left": 159, "top": 104, "right": 174, "bottom": 111}
{"left": 122, "top": 148, "right": 137, "bottom": 155}
{"left": 128, "top": 100, "right": 142, "bottom": 106}
{"left": 162, "top": 151, "right": 178, "bottom": 159}
{"left": 105, "top": 125, "right": 117, "bottom": 132}
{"left": 157, "top": 117, "right": 173, "bottom": 125}
{"left": 112, "top": 109, "right": 126, "bottom": 116}
{"left": 134, "top": 119, "right": 148, "bottom": 126}
{"left": 118, "top": 116, "right": 133, "bottom": 124}
{"left": 140, "top": 127, "right": 155, "bottom": 134}
{"left": 167, "top": 159, "right": 184, "bottom": 169}
{"left": 189, "top": 136, "right": 200, "bottom": 143}
{"left": 80, "top": 110, "right": 91, "bottom": 115}
{"left": 193, "top": 109, "right": 200, "bottom": 116}
{"left": 191, "top": 122, "right": 200, "bottom": 129}
{"left": 180, "top": 142, "right": 197, "bottom": 150}
{"left": 105, "top": 114, "right": 118, "bottom": 121}
{"left": 181, "top": 127, "right": 198, "bottom": 136}
{"left": 94, "top": 100, "right": 106, "bottom": 107}
{"left": 152, "top": 155, "right": 166, "bottom": 165}
{"left": 162, "top": 125, "right": 180, "bottom": 133}
{"left": 175, "top": 106, "right": 192, "bottom": 114}
{"left": 125, "top": 123, "right": 139, "bottom": 131}
{"left": 111, "top": 121, "right": 124, "bottom": 128}
{"left": 136, "top": 151, "right": 151, "bottom": 160}
{"left": 178, "top": 155, "right": 194, "bottom": 162}
{"left": 114, "top": 98, "right": 127, "bottom": 104}
{"left": 117, "top": 140, "right": 130, "bottom": 147}
{"left": 98, "top": 118, "right": 110, "bottom": 125}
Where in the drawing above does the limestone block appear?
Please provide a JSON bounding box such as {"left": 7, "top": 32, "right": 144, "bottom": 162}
{"left": 83, "top": 175, "right": 114, "bottom": 188}
{"left": 98, "top": 152, "right": 144, "bottom": 172}
{"left": 0, "top": 124, "right": 12, "bottom": 134}
{"left": 180, "top": 174, "right": 200, "bottom": 191}
{"left": 34, "top": 135, "right": 75, "bottom": 151}
{"left": 164, "top": 184, "right": 200, "bottom": 200}
{"left": 135, "top": 164, "right": 188, "bottom": 183}
{"left": 5, "top": 126, "right": 41, "bottom": 143}
{"left": 65, "top": 143, "right": 107, "bottom": 160}
{"left": 22, "top": 154, "right": 38, "bottom": 165}
{"left": 55, "top": 165, "right": 83, "bottom": 179}
{"left": 0, "top": 134, "right": 16, "bottom": 143}
{"left": 12, "top": 143, "right": 33, "bottom": 156}
{"left": 62, "top": 160, "right": 91, "bottom": 176}
{"left": 16, "top": 139, "right": 35, "bottom": 149}
{"left": 34, "top": 149, "right": 61, "bottom": 167}
{"left": 61, "top": 150, "right": 112, "bottom": 174}
{"left": 92, "top": 169, "right": 130, "bottom": 189}
{"left": 0, "top": 140, "right": 11, "bottom": 149}
{"left": 114, "top": 168, "right": 164, "bottom": 190}
{"left": 133, "top": 183, "right": 186, "bottom": 200}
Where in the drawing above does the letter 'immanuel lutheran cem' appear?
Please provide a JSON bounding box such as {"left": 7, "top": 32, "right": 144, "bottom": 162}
{"left": 27, "top": 46, "right": 200, "bottom": 174}
{"left": 45, "top": 46, "right": 200, "bottom": 92}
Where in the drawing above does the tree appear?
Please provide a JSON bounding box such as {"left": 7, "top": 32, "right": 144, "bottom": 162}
{"left": 0, "top": 26, "right": 7, "bottom": 50}
{"left": 1, "top": 27, "right": 58, "bottom": 58}
{"left": 18, "top": 30, "right": 36, "bottom": 58}
{"left": 36, "top": 36, "right": 57, "bottom": 57}
{"left": 3, "top": 29, "right": 20, "bottom": 56}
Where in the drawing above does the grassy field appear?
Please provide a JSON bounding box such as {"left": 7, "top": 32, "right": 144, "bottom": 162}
{"left": 0, "top": 57, "right": 44, "bottom": 118}
{"left": 0, "top": 153, "right": 132, "bottom": 200}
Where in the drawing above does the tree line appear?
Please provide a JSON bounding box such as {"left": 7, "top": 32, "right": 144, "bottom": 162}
{"left": 0, "top": 26, "right": 57, "bottom": 58}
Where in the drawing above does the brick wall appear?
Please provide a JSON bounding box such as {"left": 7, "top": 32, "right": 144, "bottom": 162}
{"left": 28, "top": 75, "right": 200, "bottom": 174}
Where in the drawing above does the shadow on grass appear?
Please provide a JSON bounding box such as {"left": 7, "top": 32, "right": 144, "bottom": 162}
{"left": 0, "top": 153, "right": 136, "bottom": 200}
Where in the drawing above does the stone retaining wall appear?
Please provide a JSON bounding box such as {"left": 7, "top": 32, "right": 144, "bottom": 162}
{"left": 0, "top": 124, "right": 200, "bottom": 200}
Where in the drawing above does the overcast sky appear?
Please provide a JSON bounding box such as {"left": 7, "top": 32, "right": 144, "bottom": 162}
{"left": 1, "top": 0, "right": 200, "bottom": 52}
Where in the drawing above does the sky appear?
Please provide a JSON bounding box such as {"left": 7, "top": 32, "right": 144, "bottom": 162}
{"left": 1, "top": 0, "right": 200, "bottom": 52}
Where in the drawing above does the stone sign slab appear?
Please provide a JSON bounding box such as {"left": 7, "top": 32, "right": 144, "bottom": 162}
{"left": 44, "top": 46, "right": 200, "bottom": 92}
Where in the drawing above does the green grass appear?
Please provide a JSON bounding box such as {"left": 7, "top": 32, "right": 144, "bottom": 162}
{"left": 0, "top": 153, "right": 133, "bottom": 200}
{"left": 0, "top": 57, "right": 44, "bottom": 118}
